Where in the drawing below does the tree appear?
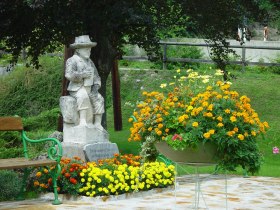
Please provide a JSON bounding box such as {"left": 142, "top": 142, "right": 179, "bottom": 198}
{"left": 0, "top": 0, "right": 270, "bottom": 125}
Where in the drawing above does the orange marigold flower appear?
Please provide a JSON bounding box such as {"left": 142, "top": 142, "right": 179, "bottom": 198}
{"left": 156, "top": 130, "right": 162, "bottom": 136}
{"left": 36, "top": 172, "right": 42, "bottom": 178}
{"left": 70, "top": 177, "right": 77, "bottom": 185}
{"left": 34, "top": 181, "right": 40, "bottom": 187}
{"left": 65, "top": 173, "right": 71, "bottom": 178}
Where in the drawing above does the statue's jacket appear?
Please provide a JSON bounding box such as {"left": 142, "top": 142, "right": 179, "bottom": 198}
{"left": 65, "top": 54, "right": 101, "bottom": 92}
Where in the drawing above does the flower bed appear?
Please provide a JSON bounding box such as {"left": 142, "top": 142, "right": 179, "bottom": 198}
{"left": 32, "top": 154, "right": 175, "bottom": 196}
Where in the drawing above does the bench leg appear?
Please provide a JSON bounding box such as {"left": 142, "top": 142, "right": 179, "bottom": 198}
{"left": 50, "top": 164, "right": 62, "bottom": 205}
{"left": 17, "top": 168, "right": 31, "bottom": 200}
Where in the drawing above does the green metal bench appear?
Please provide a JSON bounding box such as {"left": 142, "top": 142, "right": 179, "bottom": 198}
{"left": 0, "top": 117, "right": 63, "bottom": 205}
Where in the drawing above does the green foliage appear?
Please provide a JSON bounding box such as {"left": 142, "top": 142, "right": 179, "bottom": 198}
{"left": 0, "top": 131, "right": 22, "bottom": 159}
{"left": 164, "top": 45, "right": 203, "bottom": 70}
{"left": 0, "top": 170, "right": 21, "bottom": 201}
{"left": 22, "top": 108, "right": 60, "bottom": 131}
{"left": 0, "top": 147, "right": 23, "bottom": 159}
{"left": 270, "top": 57, "right": 280, "bottom": 75}
{"left": 0, "top": 56, "right": 62, "bottom": 117}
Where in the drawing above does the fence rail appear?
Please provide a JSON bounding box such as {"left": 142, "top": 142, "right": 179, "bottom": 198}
{"left": 122, "top": 41, "right": 280, "bottom": 70}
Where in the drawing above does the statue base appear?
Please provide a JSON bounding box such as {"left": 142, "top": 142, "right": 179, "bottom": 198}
{"left": 62, "top": 142, "right": 119, "bottom": 162}
{"left": 63, "top": 123, "right": 109, "bottom": 144}
{"left": 62, "top": 123, "right": 119, "bottom": 162}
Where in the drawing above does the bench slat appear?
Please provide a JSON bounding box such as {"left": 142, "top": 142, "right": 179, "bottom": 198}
{"left": 0, "top": 117, "right": 23, "bottom": 131}
{"left": 0, "top": 158, "right": 57, "bottom": 169}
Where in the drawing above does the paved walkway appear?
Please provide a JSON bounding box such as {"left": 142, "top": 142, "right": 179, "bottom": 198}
{"left": 1, "top": 175, "right": 280, "bottom": 210}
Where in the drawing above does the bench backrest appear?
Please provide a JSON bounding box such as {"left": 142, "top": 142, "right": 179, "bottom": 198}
{"left": 0, "top": 117, "right": 23, "bottom": 131}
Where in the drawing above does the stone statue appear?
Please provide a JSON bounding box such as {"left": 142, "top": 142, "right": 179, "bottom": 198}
{"left": 61, "top": 35, "right": 104, "bottom": 130}
{"left": 60, "top": 35, "right": 119, "bottom": 162}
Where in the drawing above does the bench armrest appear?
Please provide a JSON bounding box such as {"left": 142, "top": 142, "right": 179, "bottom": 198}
{"left": 21, "top": 131, "right": 63, "bottom": 163}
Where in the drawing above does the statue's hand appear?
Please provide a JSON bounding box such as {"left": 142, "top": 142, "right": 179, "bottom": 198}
{"left": 83, "top": 70, "right": 92, "bottom": 78}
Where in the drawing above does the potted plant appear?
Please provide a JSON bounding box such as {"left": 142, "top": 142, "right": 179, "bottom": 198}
{"left": 128, "top": 69, "right": 269, "bottom": 173}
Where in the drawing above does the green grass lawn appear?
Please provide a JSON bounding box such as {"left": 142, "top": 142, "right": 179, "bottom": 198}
{"left": 107, "top": 65, "right": 280, "bottom": 177}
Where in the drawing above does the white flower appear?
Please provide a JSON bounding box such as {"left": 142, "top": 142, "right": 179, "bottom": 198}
{"left": 202, "top": 79, "right": 209, "bottom": 83}
{"left": 215, "top": 69, "right": 224, "bottom": 76}
{"left": 160, "top": 83, "right": 167, "bottom": 88}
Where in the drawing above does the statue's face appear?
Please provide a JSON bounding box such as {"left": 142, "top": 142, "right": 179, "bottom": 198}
{"left": 76, "top": 48, "right": 91, "bottom": 59}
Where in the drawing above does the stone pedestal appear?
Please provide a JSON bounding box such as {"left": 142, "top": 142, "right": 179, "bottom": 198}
{"left": 63, "top": 123, "right": 109, "bottom": 144}
{"left": 62, "top": 142, "right": 119, "bottom": 162}
{"left": 83, "top": 142, "right": 119, "bottom": 162}
{"left": 61, "top": 123, "right": 119, "bottom": 162}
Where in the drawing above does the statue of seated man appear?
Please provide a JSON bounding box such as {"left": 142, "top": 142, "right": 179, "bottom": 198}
{"left": 64, "top": 35, "right": 104, "bottom": 129}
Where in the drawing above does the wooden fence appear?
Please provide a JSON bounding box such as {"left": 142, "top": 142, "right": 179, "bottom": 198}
{"left": 122, "top": 41, "right": 280, "bottom": 70}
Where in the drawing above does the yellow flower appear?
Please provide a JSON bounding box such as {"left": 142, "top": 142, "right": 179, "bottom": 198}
{"left": 263, "top": 121, "right": 269, "bottom": 128}
{"left": 192, "top": 122, "right": 199, "bottom": 127}
{"left": 238, "top": 134, "right": 245, "bottom": 140}
{"left": 230, "top": 116, "right": 237, "bottom": 122}
{"left": 203, "top": 132, "right": 211, "bottom": 139}
{"left": 225, "top": 109, "right": 231, "bottom": 114}
{"left": 187, "top": 106, "right": 193, "bottom": 112}
{"left": 157, "top": 130, "right": 162, "bottom": 136}
{"left": 217, "top": 116, "right": 223, "bottom": 122}
{"left": 158, "top": 123, "right": 164, "bottom": 129}
{"left": 227, "top": 131, "right": 234, "bottom": 137}
{"left": 209, "top": 129, "right": 215, "bottom": 135}
{"left": 217, "top": 123, "right": 224, "bottom": 127}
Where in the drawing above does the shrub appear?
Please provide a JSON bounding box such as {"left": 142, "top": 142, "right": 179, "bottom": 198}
{"left": 165, "top": 46, "right": 203, "bottom": 70}
{"left": 0, "top": 170, "right": 21, "bottom": 201}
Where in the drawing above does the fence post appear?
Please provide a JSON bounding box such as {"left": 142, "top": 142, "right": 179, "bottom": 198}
{"left": 163, "top": 43, "right": 167, "bottom": 70}
{"left": 242, "top": 45, "right": 246, "bottom": 71}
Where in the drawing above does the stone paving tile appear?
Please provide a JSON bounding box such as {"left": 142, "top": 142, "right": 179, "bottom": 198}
{"left": 1, "top": 175, "right": 280, "bottom": 210}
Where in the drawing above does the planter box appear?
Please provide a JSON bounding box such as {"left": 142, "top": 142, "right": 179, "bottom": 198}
{"left": 155, "top": 141, "right": 217, "bottom": 164}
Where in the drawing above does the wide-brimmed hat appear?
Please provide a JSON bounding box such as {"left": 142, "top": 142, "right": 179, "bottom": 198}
{"left": 70, "top": 35, "right": 97, "bottom": 49}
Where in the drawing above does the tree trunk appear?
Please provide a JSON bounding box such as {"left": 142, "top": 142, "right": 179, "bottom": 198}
{"left": 58, "top": 42, "right": 74, "bottom": 132}
{"left": 91, "top": 35, "right": 117, "bottom": 130}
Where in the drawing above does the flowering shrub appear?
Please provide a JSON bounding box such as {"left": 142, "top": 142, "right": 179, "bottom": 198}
{"left": 33, "top": 156, "right": 86, "bottom": 195}
{"left": 128, "top": 69, "right": 269, "bottom": 173}
{"left": 32, "top": 154, "right": 174, "bottom": 196}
